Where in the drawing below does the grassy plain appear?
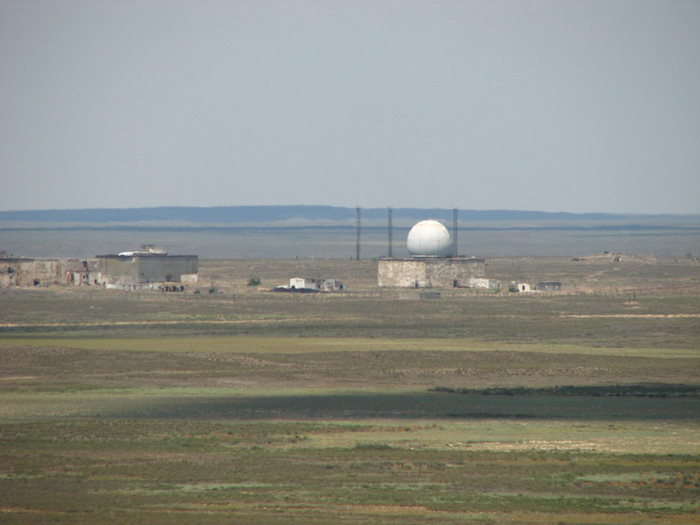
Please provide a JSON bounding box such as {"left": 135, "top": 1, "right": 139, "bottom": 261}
{"left": 1, "top": 256, "right": 699, "bottom": 523}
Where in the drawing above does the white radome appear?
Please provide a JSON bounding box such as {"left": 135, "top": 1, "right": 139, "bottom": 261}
{"left": 407, "top": 220, "right": 454, "bottom": 257}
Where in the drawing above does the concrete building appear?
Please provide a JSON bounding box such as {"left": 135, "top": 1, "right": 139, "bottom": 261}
{"left": 1, "top": 245, "right": 198, "bottom": 290}
{"left": 378, "top": 257, "right": 485, "bottom": 288}
{"left": 378, "top": 219, "right": 486, "bottom": 289}
{"left": 0, "top": 257, "right": 103, "bottom": 287}
{"left": 98, "top": 253, "right": 198, "bottom": 288}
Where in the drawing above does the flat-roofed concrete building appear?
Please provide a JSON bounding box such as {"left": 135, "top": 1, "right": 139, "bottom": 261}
{"left": 0, "top": 257, "right": 102, "bottom": 287}
{"left": 98, "top": 253, "right": 198, "bottom": 287}
{"left": 378, "top": 256, "right": 485, "bottom": 288}
{"left": 1, "top": 245, "right": 198, "bottom": 290}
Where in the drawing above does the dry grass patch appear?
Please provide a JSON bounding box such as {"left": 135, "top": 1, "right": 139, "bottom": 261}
{"left": 1, "top": 336, "right": 698, "bottom": 359}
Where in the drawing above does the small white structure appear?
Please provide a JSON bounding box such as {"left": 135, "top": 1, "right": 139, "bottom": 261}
{"left": 468, "top": 278, "right": 501, "bottom": 290}
{"left": 290, "top": 277, "right": 314, "bottom": 290}
{"left": 289, "top": 277, "right": 345, "bottom": 292}
{"left": 511, "top": 282, "right": 533, "bottom": 292}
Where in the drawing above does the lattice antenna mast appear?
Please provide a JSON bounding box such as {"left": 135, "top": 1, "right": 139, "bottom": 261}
{"left": 387, "top": 207, "right": 393, "bottom": 258}
{"left": 452, "top": 207, "right": 459, "bottom": 257}
{"left": 356, "top": 206, "right": 361, "bottom": 261}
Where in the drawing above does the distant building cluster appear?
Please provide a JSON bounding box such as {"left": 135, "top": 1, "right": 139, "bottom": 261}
{"left": 376, "top": 219, "right": 569, "bottom": 293}
{"left": 0, "top": 245, "right": 198, "bottom": 291}
{"left": 1, "top": 219, "right": 568, "bottom": 295}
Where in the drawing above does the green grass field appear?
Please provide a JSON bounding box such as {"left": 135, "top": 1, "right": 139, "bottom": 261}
{"left": 1, "top": 257, "right": 699, "bottom": 523}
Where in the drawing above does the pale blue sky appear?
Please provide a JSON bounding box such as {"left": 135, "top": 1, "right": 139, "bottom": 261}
{"left": 1, "top": 0, "right": 699, "bottom": 214}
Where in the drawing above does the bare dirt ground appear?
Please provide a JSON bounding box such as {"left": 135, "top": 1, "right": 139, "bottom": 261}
{"left": 1, "top": 256, "right": 699, "bottom": 347}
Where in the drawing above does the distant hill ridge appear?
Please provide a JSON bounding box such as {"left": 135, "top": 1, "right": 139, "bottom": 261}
{"left": 0, "top": 206, "right": 674, "bottom": 224}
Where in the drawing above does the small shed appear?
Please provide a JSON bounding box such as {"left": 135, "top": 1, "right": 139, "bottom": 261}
{"left": 510, "top": 281, "right": 532, "bottom": 292}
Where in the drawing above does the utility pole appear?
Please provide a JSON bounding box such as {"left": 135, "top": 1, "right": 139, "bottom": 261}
{"left": 452, "top": 207, "right": 459, "bottom": 257}
{"left": 388, "top": 207, "right": 393, "bottom": 258}
{"left": 356, "top": 206, "right": 361, "bottom": 261}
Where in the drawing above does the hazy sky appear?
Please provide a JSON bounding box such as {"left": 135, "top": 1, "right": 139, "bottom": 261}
{"left": 1, "top": 0, "right": 699, "bottom": 214}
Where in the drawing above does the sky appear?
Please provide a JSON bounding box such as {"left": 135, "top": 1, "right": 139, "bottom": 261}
{"left": 1, "top": 0, "right": 699, "bottom": 215}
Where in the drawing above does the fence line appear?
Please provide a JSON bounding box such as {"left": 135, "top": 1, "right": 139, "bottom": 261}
{"left": 89, "top": 282, "right": 700, "bottom": 302}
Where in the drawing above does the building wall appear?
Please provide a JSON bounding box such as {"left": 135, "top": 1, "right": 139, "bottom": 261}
{"left": 1, "top": 258, "right": 94, "bottom": 287}
{"left": 1, "top": 255, "right": 198, "bottom": 288}
{"left": 378, "top": 258, "right": 485, "bottom": 288}
{"left": 0, "top": 259, "right": 19, "bottom": 287}
{"left": 102, "top": 257, "right": 140, "bottom": 284}
{"left": 100, "top": 255, "right": 198, "bottom": 284}
{"left": 137, "top": 256, "right": 198, "bottom": 282}
{"left": 378, "top": 259, "right": 428, "bottom": 287}
{"left": 468, "top": 277, "right": 501, "bottom": 290}
{"left": 1, "top": 259, "right": 21, "bottom": 287}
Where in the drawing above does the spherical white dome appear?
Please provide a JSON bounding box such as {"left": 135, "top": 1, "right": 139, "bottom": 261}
{"left": 407, "top": 220, "right": 453, "bottom": 257}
